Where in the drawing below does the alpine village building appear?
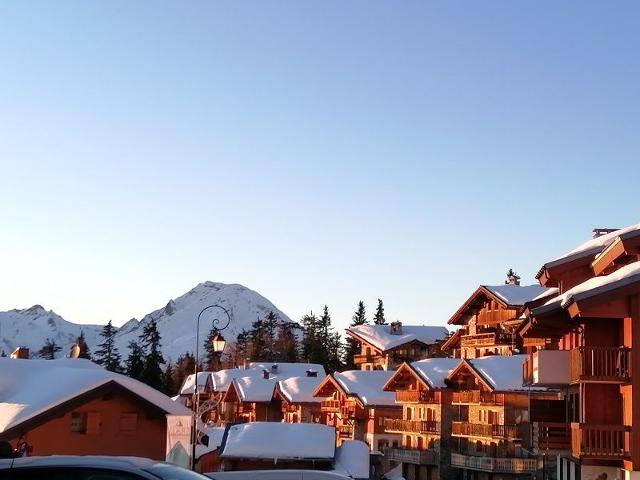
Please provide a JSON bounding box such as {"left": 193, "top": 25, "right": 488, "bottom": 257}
{"left": 520, "top": 224, "right": 640, "bottom": 480}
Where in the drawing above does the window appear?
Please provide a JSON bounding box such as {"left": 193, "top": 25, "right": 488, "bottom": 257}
{"left": 119, "top": 413, "right": 138, "bottom": 434}
{"left": 378, "top": 416, "right": 385, "bottom": 427}
{"left": 70, "top": 412, "right": 87, "bottom": 433}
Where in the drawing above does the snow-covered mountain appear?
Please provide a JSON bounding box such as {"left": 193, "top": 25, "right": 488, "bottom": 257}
{"left": 0, "top": 282, "right": 293, "bottom": 361}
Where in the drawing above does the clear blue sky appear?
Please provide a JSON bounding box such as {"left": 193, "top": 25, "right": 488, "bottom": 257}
{"left": 1, "top": 1, "right": 638, "bottom": 331}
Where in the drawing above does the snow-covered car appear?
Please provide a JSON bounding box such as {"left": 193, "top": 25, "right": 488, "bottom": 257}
{"left": 0, "top": 455, "right": 209, "bottom": 480}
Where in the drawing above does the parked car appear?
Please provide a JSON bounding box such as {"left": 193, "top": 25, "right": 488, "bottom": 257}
{"left": 206, "top": 471, "right": 354, "bottom": 480}
{"left": 0, "top": 455, "right": 210, "bottom": 480}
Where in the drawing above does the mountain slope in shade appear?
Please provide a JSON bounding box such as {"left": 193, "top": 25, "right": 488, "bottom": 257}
{"left": 0, "top": 282, "right": 293, "bottom": 361}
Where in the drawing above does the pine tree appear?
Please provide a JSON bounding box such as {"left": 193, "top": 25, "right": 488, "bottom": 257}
{"left": 93, "top": 320, "right": 122, "bottom": 372}
{"left": 275, "top": 322, "right": 299, "bottom": 363}
{"left": 234, "top": 330, "right": 250, "bottom": 366}
{"left": 263, "top": 311, "right": 279, "bottom": 361}
{"left": 345, "top": 300, "right": 367, "bottom": 369}
{"left": 248, "top": 319, "right": 267, "bottom": 361}
{"left": 301, "top": 312, "right": 319, "bottom": 363}
{"left": 172, "top": 352, "right": 196, "bottom": 390}
{"left": 139, "top": 319, "right": 165, "bottom": 390}
{"left": 76, "top": 331, "right": 91, "bottom": 359}
{"left": 125, "top": 341, "right": 145, "bottom": 380}
{"left": 162, "top": 362, "right": 176, "bottom": 396}
{"left": 38, "top": 338, "right": 62, "bottom": 359}
{"left": 373, "top": 299, "right": 386, "bottom": 325}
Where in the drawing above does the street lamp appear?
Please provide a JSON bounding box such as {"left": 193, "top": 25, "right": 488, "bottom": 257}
{"left": 191, "top": 304, "right": 231, "bottom": 470}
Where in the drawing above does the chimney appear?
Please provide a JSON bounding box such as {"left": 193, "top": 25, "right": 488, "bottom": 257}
{"left": 263, "top": 369, "right": 270, "bottom": 379}
{"left": 390, "top": 321, "right": 403, "bottom": 335}
{"left": 593, "top": 228, "right": 619, "bottom": 238}
{"left": 306, "top": 369, "right": 318, "bottom": 377}
{"left": 271, "top": 364, "right": 279, "bottom": 374}
{"left": 10, "top": 347, "right": 29, "bottom": 359}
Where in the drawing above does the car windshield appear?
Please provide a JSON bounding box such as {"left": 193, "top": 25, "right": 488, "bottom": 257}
{"left": 144, "top": 464, "right": 211, "bottom": 480}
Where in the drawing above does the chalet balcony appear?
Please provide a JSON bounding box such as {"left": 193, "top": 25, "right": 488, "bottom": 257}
{"left": 337, "top": 424, "right": 353, "bottom": 437}
{"left": 386, "top": 447, "right": 437, "bottom": 465}
{"left": 460, "top": 332, "right": 509, "bottom": 347}
{"left": 533, "top": 422, "right": 571, "bottom": 452}
{"left": 353, "top": 353, "right": 375, "bottom": 364}
{"left": 451, "top": 390, "right": 504, "bottom": 405}
{"left": 320, "top": 399, "right": 341, "bottom": 413}
{"left": 523, "top": 350, "right": 571, "bottom": 386}
{"left": 571, "top": 423, "right": 631, "bottom": 460}
{"left": 452, "top": 422, "right": 519, "bottom": 439}
{"left": 570, "top": 347, "right": 631, "bottom": 383}
{"left": 395, "top": 390, "right": 440, "bottom": 404}
{"left": 450, "top": 453, "right": 537, "bottom": 473}
{"left": 385, "top": 418, "right": 440, "bottom": 435}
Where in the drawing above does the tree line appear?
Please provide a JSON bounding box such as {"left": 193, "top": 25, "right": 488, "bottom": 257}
{"left": 33, "top": 298, "right": 389, "bottom": 395}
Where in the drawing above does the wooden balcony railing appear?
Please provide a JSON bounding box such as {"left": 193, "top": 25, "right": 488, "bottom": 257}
{"left": 452, "top": 391, "right": 505, "bottom": 405}
{"left": 395, "top": 390, "right": 439, "bottom": 403}
{"left": 386, "top": 447, "right": 437, "bottom": 465}
{"left": 337, "top": 424, "right": 353, "bottom": 437}
{"left": 385, "top": 418, "right": 440, "bottom": 434}
{"left": 354, "top": 353, "right": 375, "bottom": 364}
{"left": 450, "top": 453, "right": 537, "bottom": 473}
{"left": 460, "top": 332, "right": 511, "bottom": 347}
{"left": 571, "top": 423, "right": 631, "bottom": 459}
{"left": 320, "top": 399, "right": 341, "bottom": 412}
{"left": 534, "top": 422, "right": 570, "bottom": 452}
{"left": 570, "top": 347, "right": 631, "bottom": 383}
{"left": 452, "top": 422, "right": 519, "bottom": 439}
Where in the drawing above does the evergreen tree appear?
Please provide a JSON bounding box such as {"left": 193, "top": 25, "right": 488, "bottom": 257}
{"left": 345, "top": 300, "right": 367, "bottom": 369}
{"left": 248, "top": 319, "right": 267, "bottom": 361}
{"left": 38, "top": 338, "right": 62, "bottom": 359}
{"left": 162, "top": 361, "right": 177, "bottom": 396}
{"left": 203, "top": 326, "right": 221, "bottom": 371}
{"left": 373, "top": 299, "right": 386, "bottom": 325}
{"left": 93, "top": 320, "right": 122, "bottom": 372}
{"left": 234, "top": 330, "right": 250, "bottom": 366}
{"left": 139, "top": 319, "right": 165, "bottom": 390}
{"left": 301, "top": 311, "right": 319, "bottom": 363}
{"left": 125, "top": 341, "right": 145, "bottom": 380}
{"left": 172, "top": 351, "right": 196, "bottom": 390}
{"left": 275, "top": 322, "right": 299, "bottom": 363}
{"left": 263, "top": 311, "right": 279, "bottom": 361}
{"left": 76, "top": 330, "right": 91, "bottom": 359}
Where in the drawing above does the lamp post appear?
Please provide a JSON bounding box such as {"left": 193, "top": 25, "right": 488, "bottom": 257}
{"left": 191, "top": 304, "right": 231, "bottom": 470}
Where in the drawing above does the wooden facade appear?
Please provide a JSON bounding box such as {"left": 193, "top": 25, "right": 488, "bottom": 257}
{"left": 312, "top": 375, "right": 402, "bottom": 451}
{"left": 521, "top": 227, "right": 640, "bottom": 480}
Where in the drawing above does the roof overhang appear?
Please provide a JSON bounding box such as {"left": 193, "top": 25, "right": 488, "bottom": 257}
{"left": 446, "top": 359, "right": 494, "bottom": 392}
{"left": 382, "top": 362, "right": 431, "bottom": 392}
{"left": 591, "top": 232, "right": 640, "bottom": 277}
{"left": 564, "top": 272, "right": 640, "bottom": 319}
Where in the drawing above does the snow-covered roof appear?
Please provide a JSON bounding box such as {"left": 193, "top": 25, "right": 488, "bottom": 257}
{"left": 195, "top": 427, "right": 226, "bottom": 459}
{"left": 410, "top": 358, "right": 461, "bottom": 389}
{"left": 346, "top": 324, "right": 448, "bottom": 352}
{"left": 212, "top": 363, "right": 325, "bottom": 392}
{"left": 482, "top": 285, "right": 551, "bottom": 307}
{"left": 467, "top": 355, "right": 544, "bottom": 391}
{"left": 529, "top": 287, "right": 559, "bottom": 303}
{"left": 333, "top": 441, "right": 370, "bottom": 479}
{"left": 220, "top": 422, "right": 336, "bottom": 460}
{"left": 0, "top": 358, "right": 191, "bottom": 434}
{"left": 546, "top": 224, "right": 640, "bottom": 268}
{"left": 231, "top": 376, "right": 277, "bottom": 403}
{"left": 180, "top": 372, "right": 213, "bottom": 395}
{"left": 334, "top": 371, "right": 397, "bottom": 406}
{"left": 278, "top": 376, "right": 325, "bottom": 403}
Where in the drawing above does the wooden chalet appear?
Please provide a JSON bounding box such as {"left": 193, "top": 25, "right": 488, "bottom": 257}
{"left": 382, "top": 357, "right": 461, "bottom": 480}
{"left": 275, "top": 372, "right": 326, "bottom": 424}
{"left": 313, "top": 370, "right": 402, "bottom": 451}
{"left": 346, "top": 322, "right": 449, "bottom": 371}
{"left": 520, "top": 225, "right": 640, "bottom": 480}
{"left": 443, "top": 274, "right": 552, "bottom": 359}
{"left": 382, "top": 356, "right": 564, "bottom": 480}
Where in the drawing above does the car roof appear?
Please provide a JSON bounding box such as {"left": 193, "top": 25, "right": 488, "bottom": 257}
{"left": 0, "top": 456, "right": 160, "bottom": 470}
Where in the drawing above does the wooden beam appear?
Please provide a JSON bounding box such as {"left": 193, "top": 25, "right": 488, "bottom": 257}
{"left": 591, "top": 239, "right": 625, "bottom": 276}
{"left": 567, "top": 297, "right": 630, "bottom": 319}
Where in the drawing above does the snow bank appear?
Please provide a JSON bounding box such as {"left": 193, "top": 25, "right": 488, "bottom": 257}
{"left": 220, "top": 422, "right": 335, "bottom": 460}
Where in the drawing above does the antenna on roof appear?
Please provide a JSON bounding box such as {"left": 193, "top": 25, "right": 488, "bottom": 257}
{"left": 592, "top": 228, "right": 619, "bottom": 238}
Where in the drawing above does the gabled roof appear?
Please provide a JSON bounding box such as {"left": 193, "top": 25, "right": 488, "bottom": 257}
{"left": 179, "top": 372, "right": 213, "bottom": 395}
{"left": 383, "top": 358, "right": 459, "bottom": 392}
{"left": 277, "top": 375, "right": 325, "bottom": 404}
{"left": 449, "top": 285, "right": 551, "bottom": 324}
{"left": 446, "top": 355, "right": 545, "bottom": 392}
{"left": 537, "top": 223, "right": 640, "bottom": 278}
{"left": 220, "top": 422, "right": 336, "bottom": 460}
{"left": 209, "top": 362, "right": 325, "bottom": 392}
{"left": 333, "top": 371, "right": 397, "bottom": 406}
{"left": 229, "top": 376, "right": 277, "bottom": 403}
{"left": 0, "top": 358, "right": 191, "bottom": 435}
{"left": 345, "top": 324, "right": 448, "bottom": 352}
